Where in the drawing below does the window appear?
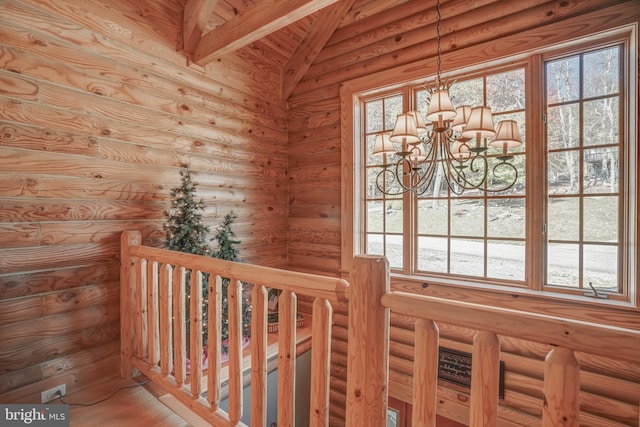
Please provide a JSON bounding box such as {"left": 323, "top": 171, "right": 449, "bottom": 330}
{"left": 357, "top": 28, "right": 636, "bottom": 303}
{"left": 544, "top": 44, "right": 625, "bottom": 295}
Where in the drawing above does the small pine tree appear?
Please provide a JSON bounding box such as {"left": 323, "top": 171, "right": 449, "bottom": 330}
{"left": 164, "top": 167, "right": 212, "bottom": 256}
{"left": 163, "top": 166, "right": 212, "bottom": 346}
{"left": 163, "top": 167, "right": 251, "bottom": 353}
{"left": 211, "top": 211, "right": 252, "bottom": 343}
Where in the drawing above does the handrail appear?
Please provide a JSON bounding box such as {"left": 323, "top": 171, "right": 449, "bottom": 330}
{"left": 129, "top": 245, "right": 349, "bottom": 304}
{"left": 120, "top": 231, "right": 348, "bottom": 427}
{"left": 381, "top": 291, "right": 640, "bottom": 364}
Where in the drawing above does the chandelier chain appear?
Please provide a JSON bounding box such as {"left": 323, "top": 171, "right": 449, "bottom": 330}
{"left": 436, "top": 0, "right": 442, "bottom": 86}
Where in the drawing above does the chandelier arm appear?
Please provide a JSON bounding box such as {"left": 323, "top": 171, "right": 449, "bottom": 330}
{"left": 432, "top": 133, "right": 482, "bottom": 193}
{"left": 375, "top": 166, "right": 404, "bottom": 196}
{"left": 412, "top": 135, "right": 443, "bottom": 195}
{"left": 450, "top": 152, "right": 488, "bottom": 191}
{"left": 393, "top": 157, "right": 425, "bottom": 193}
{"left": 482, "top": 161, "right": 519, "bottom": 193}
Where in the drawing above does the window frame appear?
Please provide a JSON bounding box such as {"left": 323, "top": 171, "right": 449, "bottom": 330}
{"left": 340, "top": 9, "right": 638, "bottom": 307}
{"left": 540, "top": 38, "right": 631, "bottom": 300}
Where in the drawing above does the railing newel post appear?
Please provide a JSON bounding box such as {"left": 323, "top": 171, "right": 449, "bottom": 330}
{"left": 470, "top": 331, "right": 500, "bottom": 427}
{"left": 120, "top": 230, "right": 142, "bottom": 378}
{"left": 542, "top": 347, "right": 580, "bottom": 427}
{"left": 346, "top": 255, "right": 390, "bottom": 427}
{"left": 412, "top": 319, "right": 439, "bottom": 427}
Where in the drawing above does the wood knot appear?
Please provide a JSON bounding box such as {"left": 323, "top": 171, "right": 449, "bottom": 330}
{"left": 101, "top": 129, "right": 111, "bottom": 136}
{"left": 180, "top": 104, "right": 190, "bottom": 111}
{"left": 354, "top": 389, "right": 361, "bottom": 398}
{"left": 31, "top": 36, "right": 47, "bottom": 46}
{"left": 60, "top": 292, "right": 77, "bottom": 302}
{"left": 91, "top": 87, "right": 106, "bottom": 96}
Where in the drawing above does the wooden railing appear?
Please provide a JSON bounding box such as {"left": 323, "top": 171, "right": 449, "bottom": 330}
{"left": 121, "top": 233, "right": 640, "bottom": 427}
{"left": 345, "top": 255, "right": 640, "bottom": 427}
{"left": 120, "top": 231, "right": 349, "bottom": 427}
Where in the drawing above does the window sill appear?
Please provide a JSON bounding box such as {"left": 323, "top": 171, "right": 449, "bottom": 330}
{"left": 390, "top": 273, "right": 639, "bottom": 325}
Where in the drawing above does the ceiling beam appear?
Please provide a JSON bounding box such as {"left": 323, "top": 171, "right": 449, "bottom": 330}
{"left": 193, "top": 0, "right": 340, "bottom": 66}
{"left": 182, "top": 0, "right": 219, "bottom": 55}
{"left": 282, "top": 0, "right": 356, "bottom": 99}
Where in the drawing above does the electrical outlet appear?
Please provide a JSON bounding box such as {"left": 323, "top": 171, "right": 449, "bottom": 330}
{"left": 41, "top": 384, "right": 66, "bottom": 403}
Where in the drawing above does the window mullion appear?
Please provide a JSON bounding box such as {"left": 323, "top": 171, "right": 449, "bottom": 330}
{"left": 527, "top": 54, "right": 545, "bottom": 291}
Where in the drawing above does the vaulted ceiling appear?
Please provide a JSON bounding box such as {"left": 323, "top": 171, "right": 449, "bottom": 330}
{"left": 176, "top": 0, "right": 362, "bottom": 99}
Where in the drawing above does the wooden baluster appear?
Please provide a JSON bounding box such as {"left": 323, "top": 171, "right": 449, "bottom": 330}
{"left": 207, "top": 274, "right": 222, "bottom": 409}
{"left": 228, "top": 278, "right": 243, "bottom": 425}
{"left": 309, "top": 298, "right": 332, "bottom": 427}
{"left": 346, "top": 255, "right": 390, "bottom": 427}
{"left": 251, "top": 284, "right": 268, "bottom": 427}
{"left": 147, "top": 261, "right": 159, "bottom": 366}
{"left": 278, "top": 290, "right": 297, "bottom": 427}
{"left": 190, "top": 271, "right": 203, "bottom": 397}
{"left": 172, "top": 266, "right": 186, "bottom": 386}
{"left": 135, "top": 258, "right": 148, "bottom": 360}
{"left": 542, "top": 347, "right": 580, "bottom": 427}
{"left": 159, "top": 264, "right": 173, "bottom": 377}
{"left": 412, "top": 319, "right": 439, "bottom": 427}
{"left": 470, "top": 331, "right": 501, "bottom": 427}
{"left": 120, "top": 230, "right": 141, "bottom": 377}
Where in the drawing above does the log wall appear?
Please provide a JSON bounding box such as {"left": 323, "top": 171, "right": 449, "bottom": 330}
{"left": 0, "top": 0, "right": 288, "bottom": 403}
{"left": 286, "top": 0, "right": 640, "bottom": 425}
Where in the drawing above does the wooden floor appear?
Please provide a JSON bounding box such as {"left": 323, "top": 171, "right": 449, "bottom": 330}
{"left": 66, "top": 376, "right": 192, "bottom": 426}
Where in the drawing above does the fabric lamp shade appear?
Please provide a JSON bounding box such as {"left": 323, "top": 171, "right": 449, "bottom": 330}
{"left": 389, "top": 112, "right": 421, "bottom": 144}
{"left": 490, "top": 120, "right": 523, "bottom": 149}
{"left": 373, "top": 133, "right": 396, "bottom": 156}
{"left": 461, "top": 106, "right": 496, "bottom": 139}
{"left": 409, "top": 110, "right": 428, "bottom": 135}
{"left": 451, "top": 105, "right": 472, "bottom": 133}
{"left": 426, "top": 89, "right": 456, "bottom": 122}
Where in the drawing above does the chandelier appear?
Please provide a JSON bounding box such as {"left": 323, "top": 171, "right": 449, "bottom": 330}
{"left": 372, "top": 0, "right": 522, "bottom": 196}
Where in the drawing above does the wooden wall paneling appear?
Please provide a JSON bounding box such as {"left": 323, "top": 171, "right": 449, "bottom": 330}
{"left": 1, "top": 0, "right": 287, "bottom": 405}
{"left": 0, "top": 263, "right": 119, "bottom": 300}
{"left": 335, "top": 0, "right": 412, "bottom": 31}
{"left": 0, "top": 120, "right": 101, "bottom": 158}
{"left": 0, "top": 1, "right": 286, "bottom": 116}
{"left": 287, "top": 0, "right": 640, "bottom": 425}
{"left": 0, "top": 282, "right": 119, "bottom": 324}
{"left": 0, "top": 223, "right": 40, "bottom": 248}
{"left": 0, "top": 242, "right": 121, "bottom": 275}
{"left": 295, "top": 0, "right": 631, "bottom": 97}
{"left": 0, "top": 198, "right": 166, "bottom": 224}
{"left": 1, "top": 346, "right": 121, "bottom": 404}
{"left": 0, "top": 317, "right": 120, "bottom": 378}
